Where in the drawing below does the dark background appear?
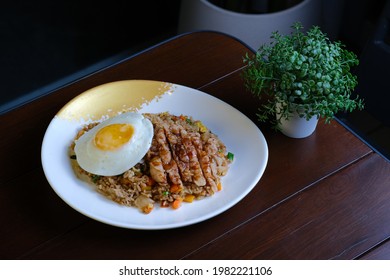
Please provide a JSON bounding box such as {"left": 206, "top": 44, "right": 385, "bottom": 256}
{"left": 0, "top": 0, "right": 181, "bottom": 112}
{"left": 1, "top": 0, "right": 389, "bottom": 159}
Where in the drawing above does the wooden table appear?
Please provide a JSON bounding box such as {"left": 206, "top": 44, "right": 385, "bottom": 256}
{"left": 1, "top": 31, "right": 390, "bottom": 260}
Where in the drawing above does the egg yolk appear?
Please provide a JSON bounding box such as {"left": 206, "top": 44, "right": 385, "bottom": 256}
{"left": 94, "top": 124, "right": 134, "bottom": 151}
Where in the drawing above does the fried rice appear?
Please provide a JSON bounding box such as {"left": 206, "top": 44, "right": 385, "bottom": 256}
{"left": 69, "top": 112, "right": 232, "bottom": 214}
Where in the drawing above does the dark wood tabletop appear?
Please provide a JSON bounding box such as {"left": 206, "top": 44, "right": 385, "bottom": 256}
{"left": 1, "top": 31, "right": 390, "bottom": 260}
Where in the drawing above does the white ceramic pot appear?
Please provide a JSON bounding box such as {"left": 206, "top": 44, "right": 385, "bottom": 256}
{"left": 178, "top": 0, "right": 322, "bottom": 50}
{"left": 278, "top": 112, "right": 318, "bottom": 138}
{"left": 276, "top": 102, "right": 319, "bottom": 138}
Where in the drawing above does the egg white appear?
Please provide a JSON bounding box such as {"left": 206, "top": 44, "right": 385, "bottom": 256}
{"left": 74, "top": 112, "right": 153, "bottom": 176}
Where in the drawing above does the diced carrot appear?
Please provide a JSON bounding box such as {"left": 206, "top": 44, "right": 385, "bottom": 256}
{"left": 147, "top": 176, "right": 155, "bottom": 186}
{"left": 120, "top": 177, "right": 131, "bottom": 185}
{"left": 183, "top": 194, "right": 195, "bottom": 203}
{"left": 217, "top": 182, "right": 222, "bottom": 191}
{"left": 142, "top": 204, "right": 154, "bottom": 214}
{"left": 172, "top": 199, "right": 182, "bottom": 209}
{"left": 170, "top": 184, "right": 182, "bottom": 194}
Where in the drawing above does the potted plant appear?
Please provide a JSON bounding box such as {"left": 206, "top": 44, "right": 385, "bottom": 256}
{"left": 242, "top": 22, "right": 364, "bottom": 138}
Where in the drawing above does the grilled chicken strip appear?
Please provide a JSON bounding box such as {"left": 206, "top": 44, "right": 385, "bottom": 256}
{"left": 163, "top": 123, "right": 192, "bottom": 183}
{"left": 144, "top": 112, "right": 230, "bottom": 197}
{"left": 190, "top": 131, "right": 218, "bottom": 191}
{"left": 205, "top": 136, "right": 229, "bottom": 176}
{"left": 155, "top": 125, "right": 183, "bottom": 187}
{"left": 180, "top": 128, "right": 206, "bottom": 186}
{"left": 149, "top": 156, "right": 167, "bottom": 184}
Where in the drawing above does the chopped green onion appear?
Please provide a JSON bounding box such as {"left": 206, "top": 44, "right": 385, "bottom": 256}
{"left": 92, "top": 175, "right": 101, "bottom": 183}
{"left": 227, "top": 152, "right": 234, "bottom": 161}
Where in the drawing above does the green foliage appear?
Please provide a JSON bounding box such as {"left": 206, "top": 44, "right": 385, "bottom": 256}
{"left": 242, "top": 22, "right": 364, "bottom": 128}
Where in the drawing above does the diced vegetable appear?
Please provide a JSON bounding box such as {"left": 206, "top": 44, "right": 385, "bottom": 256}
{"left": 183, "top": 194, "right": 195, "bottom": 203}
{"left": 195, "top": 121, "right": 208, "bottom": 133}
{"left": 134, "top": 195, "right": 155, "bottom": 214}
{"left": 92, "top": 175, "right": 101, "bottom": 183}
{"left": 142, "top": 204, "right": 154, "bottom": 214}
{"left": 147, "top": 176, "right": 155, "bottom": 186}
{"left": 170, "top": 184, "right": 182, "bottom": 194}
{"left": 172, "top": 199, "right": 182, "bottom": 209}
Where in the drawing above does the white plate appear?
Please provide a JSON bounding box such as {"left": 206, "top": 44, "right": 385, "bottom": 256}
{"left": 41, "top": 80, "right": 268, "bottom": 230}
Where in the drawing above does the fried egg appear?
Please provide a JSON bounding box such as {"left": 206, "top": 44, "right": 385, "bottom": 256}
{"left": 74, "top": 112, "right": 153, "bottom": 176}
